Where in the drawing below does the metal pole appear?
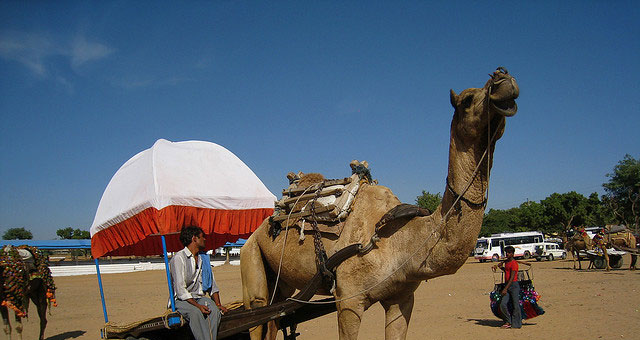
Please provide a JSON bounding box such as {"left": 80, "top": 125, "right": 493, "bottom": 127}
{"left": 161, "top": 235, "right": 181, "bottom": 326}
{"left": 95, "top": 258, "right": 108, "bottom": 323}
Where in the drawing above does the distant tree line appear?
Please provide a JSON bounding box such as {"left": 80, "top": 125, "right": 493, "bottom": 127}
{"left": 416, "top": 154, "right": 639, "bottom": 237}
{"left": 2, "top": 226, "right": 90, "bottom": 240}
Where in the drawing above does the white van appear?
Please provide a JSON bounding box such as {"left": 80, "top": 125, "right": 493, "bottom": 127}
{"left": 534, "top": 242, "right": 567, "bottom": 261}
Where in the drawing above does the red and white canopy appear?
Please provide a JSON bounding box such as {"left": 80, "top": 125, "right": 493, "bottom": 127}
{"left": 90, "top": 139, "right": 275, "bottom": 258}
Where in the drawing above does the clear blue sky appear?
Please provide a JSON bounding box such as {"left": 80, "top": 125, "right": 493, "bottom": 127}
{"left": 1, "top": 1, "right": 638, "bottom": 239}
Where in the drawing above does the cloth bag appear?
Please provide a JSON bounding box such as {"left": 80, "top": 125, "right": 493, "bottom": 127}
{"left": 489, "top": 279, "right": 545, "bottom": 320}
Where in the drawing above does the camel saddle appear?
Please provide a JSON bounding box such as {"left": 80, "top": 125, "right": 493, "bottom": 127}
{"left": 270, "top": 160, "right": 373, "bottom": 238}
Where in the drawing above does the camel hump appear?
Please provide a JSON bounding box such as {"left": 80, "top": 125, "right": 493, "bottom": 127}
{"left": 375, "top": 203, "right": 431, "bottom": 230}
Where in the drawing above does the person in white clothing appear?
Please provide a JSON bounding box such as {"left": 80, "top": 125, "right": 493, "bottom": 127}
{"left": 170, "top": 226, "right": 227, "bottom": 340}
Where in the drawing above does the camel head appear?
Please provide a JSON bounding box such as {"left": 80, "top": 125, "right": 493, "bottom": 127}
{"left": 449, "top": 67, "right": 518, "bottom": 144}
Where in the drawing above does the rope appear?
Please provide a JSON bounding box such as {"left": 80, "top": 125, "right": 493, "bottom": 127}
{"left": 269, "top": 185, "right": 314, "bottom": 305}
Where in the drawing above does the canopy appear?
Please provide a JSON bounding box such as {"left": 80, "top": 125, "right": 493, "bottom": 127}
{"left": 90, "top": 139, "right": 275, "bottom": 258}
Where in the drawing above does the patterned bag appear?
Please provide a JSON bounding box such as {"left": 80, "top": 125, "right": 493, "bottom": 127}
{"left": 489, "top": 269, "right": 545, "bottom": 320}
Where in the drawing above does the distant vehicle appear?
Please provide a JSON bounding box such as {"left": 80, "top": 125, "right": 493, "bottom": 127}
{"left": 534, "top": 242, "right": 567, "bottom": 261}
{"left": 474, "top": 231, "right": 544, "bottom": 262}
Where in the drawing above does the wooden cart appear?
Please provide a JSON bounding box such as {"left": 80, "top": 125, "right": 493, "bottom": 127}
{"left": 103, "top": 244, "right": 362, "bottom": 340}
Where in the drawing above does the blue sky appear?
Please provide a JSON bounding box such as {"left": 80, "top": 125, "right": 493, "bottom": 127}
{"left": 1, "top": 1, "right": 638, "bottom": 239}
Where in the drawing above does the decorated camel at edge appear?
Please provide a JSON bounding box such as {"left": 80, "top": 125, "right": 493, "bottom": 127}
{"left": 1, "top": 246, "right": 55, "bottom": 340}
{"left": 241, "top": 68, "right": 519, "bottom": 340}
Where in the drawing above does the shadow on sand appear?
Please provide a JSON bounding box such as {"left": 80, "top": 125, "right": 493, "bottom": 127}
{"left": 467, "top": 318, "right": 535, "bottom": 328}
{"left": 46, "top": 330, "right": 86, "bottom": 340}
{"left": 467, "top": 318, "right": 503, "bottom": 327}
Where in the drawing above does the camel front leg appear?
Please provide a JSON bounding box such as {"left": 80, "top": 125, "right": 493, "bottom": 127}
{"left": 1, "top": 305, "right": 11, "bottom": 340}
{"left": 336, "top": 299, "right": 365, "bottom": 340}
{"left": 602, "top": 247, "right": 611, "bottom": 271}
{"left": 32, "top": 290, "right": 48, "bottom": 340}
{"left": 381, "top": 293, "right": 414, "bottom": 340}
{"left": 14, "top": 313, "right": 23, "bottom": 340}
{"left": 240, "top": 237, "right": 272, "bottom": 340}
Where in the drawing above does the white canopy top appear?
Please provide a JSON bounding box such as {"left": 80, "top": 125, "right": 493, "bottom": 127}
{"left": 90, "top": 139, "right": 276, "bottom": 237}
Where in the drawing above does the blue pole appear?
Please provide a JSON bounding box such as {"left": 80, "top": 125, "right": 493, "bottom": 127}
{"left": 161, "top": 235, "right": 181, "bottom": 326}
{"left": 95, "top": 258, "right": 108, "bottom": 323}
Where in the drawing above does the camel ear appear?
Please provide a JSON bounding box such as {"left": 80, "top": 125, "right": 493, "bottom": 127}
{"left": 450, "top": 89, "right": 458, "bottom": 108}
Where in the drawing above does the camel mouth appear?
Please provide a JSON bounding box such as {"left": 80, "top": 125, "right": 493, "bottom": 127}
{"left": 490, "top": 98, "right": 518, "bottom": 117}
{"left": 487, "top": 69, "right": 519, "bottom": 117}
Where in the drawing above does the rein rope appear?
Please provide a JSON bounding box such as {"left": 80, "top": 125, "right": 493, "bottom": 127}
{"left": 286, "top": 69, "right": 507, "bottom": 305}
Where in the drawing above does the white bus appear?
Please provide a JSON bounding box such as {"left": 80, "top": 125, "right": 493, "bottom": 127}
{"left": 474, "top": 231, "right": 544, "bottom": 262}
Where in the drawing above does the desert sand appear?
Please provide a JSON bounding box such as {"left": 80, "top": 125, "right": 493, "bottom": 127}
{"left": 12, "top": 255, "right": 640, "bottom": 340}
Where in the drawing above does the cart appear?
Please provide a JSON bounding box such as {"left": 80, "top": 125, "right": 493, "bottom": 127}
{"left": 580, "top": 248, "right": 626, "bottom": 269}
{"left": 101, "top": 243, "right": 362, "bottom": 340}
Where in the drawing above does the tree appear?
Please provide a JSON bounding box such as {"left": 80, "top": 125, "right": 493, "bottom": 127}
{"left": 540, "top": 192, "right": 589, "bottom": 233}
{"left": 415, "top": 190, "right": 442, "bottom": 212}
{"left": 603, "top": 154, "right": 640, "bottom": 233}
{"left": 517, "top": 201, "right": 549, "bottom": 234}
{"left": 481, "top": 208, "right": 520, "bottom": 236}
{"left": 56, "top": 227, "right": 91, "bottom": 239}
{"left": 2, "top": 227, "right": 33, "bottom": 240}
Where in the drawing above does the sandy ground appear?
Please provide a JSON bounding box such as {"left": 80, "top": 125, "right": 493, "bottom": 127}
{"left": 11, "top": 255, "right": 640, "bottom": 340}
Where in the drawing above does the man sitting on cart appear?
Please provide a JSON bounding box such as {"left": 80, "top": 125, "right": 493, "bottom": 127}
{"left": 170, "top": 225, "right": 228, "bottom": 340}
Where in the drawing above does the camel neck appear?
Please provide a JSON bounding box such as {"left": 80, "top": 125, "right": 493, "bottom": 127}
{"left": 442, "top": 135, "right": 493, "bottom": 214}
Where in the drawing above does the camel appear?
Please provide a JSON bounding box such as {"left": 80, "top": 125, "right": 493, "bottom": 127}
{"left": 564, "top": 228, "right": 611, "bottom": 271}
{"left": 0, "top": 246, "right": 56, "bottom": 340}
{"left": 606, "top": 228, "right": 638, "bottom": 270}
{"left": 564, "top": 229, "right": 591, "bottom": 270}
{"left": 241, "top": 67, "right": 519, "bottom": 339}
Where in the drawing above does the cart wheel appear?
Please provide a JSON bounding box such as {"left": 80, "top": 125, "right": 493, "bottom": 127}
{"left": 547, "top": 254, "right": 554, "bottom": 261}
{"left": 492, "top": 254, "right": 499, "bottom": 262}
{"left": 593, "top": 256, "right": 606, "bottom": 269}
{"left": 611, "top": 256, "right": 623, "bottom": 269}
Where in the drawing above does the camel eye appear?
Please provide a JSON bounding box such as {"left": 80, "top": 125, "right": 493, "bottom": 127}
{"left": 461, "top": 95, "right": 474, "bottom": 108}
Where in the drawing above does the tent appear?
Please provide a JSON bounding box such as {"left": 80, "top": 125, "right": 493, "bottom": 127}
{"left": 90, "top": 139, "right": 275, "bottom": 258}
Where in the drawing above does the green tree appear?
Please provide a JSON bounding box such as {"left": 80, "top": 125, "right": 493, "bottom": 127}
{"left": 540, "top": 192, "right": 589, "bottom": 232}
{"left": 481, "top": 208, "right": 520, "bottom": 236}
{"left": 3, "top": 227, "right": 33, "bottom": 240}
{"left": 56, "top": 227, "right": 91, "bottom": 239}
{"left": 517, "top": 201, "right": 549, "bottom": 233}
{"left": 602, "top": 154, "right": 640, "bottom": 233}
{"left": 415, "top": 190, "right": 442, "bottom": 212}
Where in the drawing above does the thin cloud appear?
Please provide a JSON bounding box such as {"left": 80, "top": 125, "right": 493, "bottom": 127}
{"left": 0, "top": 30, "right": 113, "bottom": 77}
{"left": 71, "top": 36, "right": 114, "bottom": 69}
{"left": 113, "top": 75, "right": 193, "bottom": 90}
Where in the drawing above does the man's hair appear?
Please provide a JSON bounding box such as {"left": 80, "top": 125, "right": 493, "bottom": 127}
{"left": 504, "top": 245, "right": 515, "bottom": 254}
{"left": 179, "top": 226, "right": 204, "bottom": 247}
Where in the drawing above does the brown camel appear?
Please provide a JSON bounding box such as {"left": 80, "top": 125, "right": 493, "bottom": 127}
{"left": 564, "top": 231, "right": 590, "bottom": 270}
{"left": 564, "top": 228, "right": 611, "bottom": 271}
{"left": 607, "top": 230, "right": 638, "bottom": 270}
{"left": 240, "top": 68, "right": 519, "bottom": 340}
{"left": 1, "top": 246, "right": 55, "bottom": 340}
